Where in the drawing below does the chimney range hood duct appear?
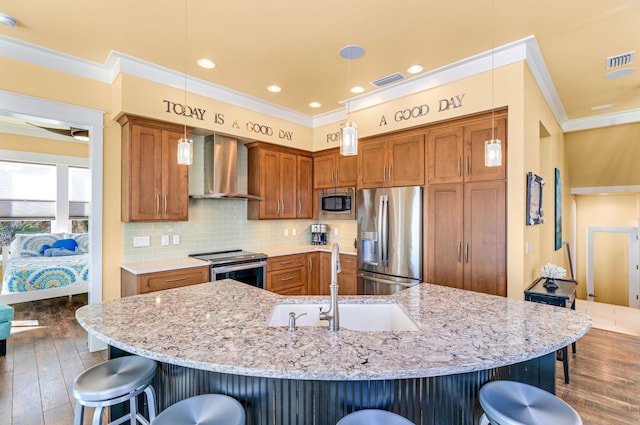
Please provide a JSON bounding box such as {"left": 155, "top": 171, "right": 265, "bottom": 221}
{"left": 190, "top": 135, "right": 262, "bottom": 200}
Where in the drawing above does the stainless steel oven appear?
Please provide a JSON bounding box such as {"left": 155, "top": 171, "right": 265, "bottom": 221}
{"left": 189, "top": 250, "right": 267, "bottom": 289}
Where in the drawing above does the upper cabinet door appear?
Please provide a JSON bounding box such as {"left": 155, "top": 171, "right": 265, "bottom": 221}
{"left": 121, "top": 117, "right": 189, "bottom": 222}
{"left": 313, "top": 152, "right": 336, "bottom": 189}
{"left": 358, "top": 139, "right": 388, "bottom": 189}
{"left": 388, "top": 133, "right": 425, "bottom": 187}
{"left": 427, "top": 126, "right": 464, "bottom": 184}
{"left": 463, "top": 117, "right": 506, "bottom": 182}
{"left": 280, "top": 152, "right": 298, "bottom": 218}
{"left": 336, "top": 154, "right": 357, "bottom": 187}
{"left": 297, "top": 155, "right": 313, "bottom": 218}
{"left": 162, "top": 129, "right": 189, "bottom": 221}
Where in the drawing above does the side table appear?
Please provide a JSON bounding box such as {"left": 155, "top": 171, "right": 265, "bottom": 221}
{"left": 524, "top": 277, "right": 578, "bottom": 384}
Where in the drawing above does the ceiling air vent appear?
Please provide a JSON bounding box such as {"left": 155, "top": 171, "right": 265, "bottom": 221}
{"left": 372, "top": 72, "right": 405, "bottom": 87}
{"left": 606, "top": 51, "right": 635, "bottom": 69}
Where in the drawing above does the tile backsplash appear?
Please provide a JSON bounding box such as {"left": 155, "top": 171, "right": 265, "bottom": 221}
{"left": 123, "top": 136, "right": 356, "bottom": 263}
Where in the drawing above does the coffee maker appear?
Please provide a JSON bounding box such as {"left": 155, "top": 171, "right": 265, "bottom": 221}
{"left": 311, "top": 224, "right": 328, "bottom": 245}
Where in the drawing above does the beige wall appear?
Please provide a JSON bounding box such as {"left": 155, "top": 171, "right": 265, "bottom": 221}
{"left": 0, "top": 132, "right": 89, "bottom": 157}
{"left": 566, "top": 123, "right": 640, "bottom": 188}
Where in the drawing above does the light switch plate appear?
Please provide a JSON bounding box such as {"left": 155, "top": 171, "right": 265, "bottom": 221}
{"left": 161, "top": 235, "right": 170, "bottom": 246}
{"left": 173, "top": 235, "right": 180, "bottom": 245}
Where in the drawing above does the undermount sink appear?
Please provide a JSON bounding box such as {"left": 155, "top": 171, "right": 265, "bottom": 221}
{"left": 267, "top": 302, "right": 420, "bottom": 332}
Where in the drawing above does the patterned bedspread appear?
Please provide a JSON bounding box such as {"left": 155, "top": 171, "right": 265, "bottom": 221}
{"left": 2, "top": 254, "right": 89, "bottom": 293}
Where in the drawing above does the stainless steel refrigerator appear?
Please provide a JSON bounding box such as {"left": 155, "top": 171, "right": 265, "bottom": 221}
{"left": 357, "top": 186, "right": 423, "bottom": 295}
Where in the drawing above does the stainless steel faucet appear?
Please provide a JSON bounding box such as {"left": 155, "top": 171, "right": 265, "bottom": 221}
{"left": 319, "top": 243, "right": 340, "bottom": 331}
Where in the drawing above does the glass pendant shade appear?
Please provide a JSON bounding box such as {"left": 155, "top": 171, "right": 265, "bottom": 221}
{"left": 484, "top": 138, "right": 502, "bottom": 167}
{"left": 177, "top": 137, "right": 193, "bottom": 165}
{"left": 341, "top": 121, "right": 358, "bottom": 156}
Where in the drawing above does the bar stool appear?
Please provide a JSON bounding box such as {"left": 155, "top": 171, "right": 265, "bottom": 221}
{"left": 72, "top": 356, "right": 157, "bottom": 425}
{"left": 479, "top": 380, "right": 582, "bottom": 425}
{"left": 337, "top": 409, "right": 415, "bottom": 425}
{"left": 151, "top": 394, "right": 245, "bottom": 425}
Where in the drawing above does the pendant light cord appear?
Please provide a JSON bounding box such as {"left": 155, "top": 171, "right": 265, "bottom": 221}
{"left": 183, "top": 0, "right": 188, "bottom": 139}
{"left": 490, "top": 0, "right": 495, "bottom": 141}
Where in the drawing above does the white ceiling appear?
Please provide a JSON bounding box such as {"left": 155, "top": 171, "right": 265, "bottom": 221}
{"left": 0, "top": 0, "right": 639, "bottom": 134}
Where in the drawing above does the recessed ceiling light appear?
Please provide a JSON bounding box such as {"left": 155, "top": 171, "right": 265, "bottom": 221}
{"left": 605, "top": 68, "right": 635, "bottom": 79}
{"left": 591, "top": 103, "right": 615, "bottom": 111}
{"left": 350, "top": 86, "right": 365, "bottom": 94}
{"left": 196, "top": 58, "right": 216, "bottom": 69}
{"left": 267, "top": 85, "right": 282, "bottom": 93}
{"left": 407, "top": 64, "right": 424, "bottom": 74}
{"left": 309, "top": 102, "right": 321, "bottom": 108}
{"left": 0, "top": 13, "right": 18, "bottom": 27}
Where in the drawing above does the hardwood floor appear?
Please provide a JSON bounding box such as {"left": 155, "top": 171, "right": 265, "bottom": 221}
{"left": 1, "top": 295, "right": 639, "bottom": 424}
{"left": 0, "top": 295, "right": 107, "bottom": 425}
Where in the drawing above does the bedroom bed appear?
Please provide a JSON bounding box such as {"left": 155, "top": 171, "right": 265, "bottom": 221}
{"left": 1, "top": 233, "right": 89, "bottom": 304}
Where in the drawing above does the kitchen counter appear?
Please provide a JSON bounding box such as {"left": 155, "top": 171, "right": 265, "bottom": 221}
{"left": 77, "top": 280, "right": 591, "bottom": 424}
{"left": 76, "top": 279, "right": 590, "bottom": 381}
{"left": 120, "top": 257, "right": 209, "bottom": 274}
{"left": 260, "top": 244, "right": 357, "bottom": 257}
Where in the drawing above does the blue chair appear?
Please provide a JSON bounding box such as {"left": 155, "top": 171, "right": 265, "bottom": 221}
{"left": 0, "top": 303, "right": 14, "bottom": 356}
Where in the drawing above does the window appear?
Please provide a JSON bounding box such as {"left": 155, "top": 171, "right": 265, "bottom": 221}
{"left": 0, "top": 160, "right": 90, "bottom": 245}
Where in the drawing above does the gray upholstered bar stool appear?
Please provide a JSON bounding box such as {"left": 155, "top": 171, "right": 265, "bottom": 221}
{"left": 479, "top": 380, "right": 582, "bottom": 425}
{"left": 337, "top": 409, "right": 415, "bottom": 425}
{"left": 72, "top": 356, "right": 157, "bottom": 425}
{"left": 151, "top": 394, "right": 245, "bottom": 425}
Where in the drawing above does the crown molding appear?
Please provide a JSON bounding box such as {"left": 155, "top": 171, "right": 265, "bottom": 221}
{"left": 2, "top": 34, "right": 638, "bottom": 131}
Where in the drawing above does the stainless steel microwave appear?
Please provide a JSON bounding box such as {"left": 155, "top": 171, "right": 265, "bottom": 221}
{"left": 318, "top": 187, "right": 356, "bottom": 219}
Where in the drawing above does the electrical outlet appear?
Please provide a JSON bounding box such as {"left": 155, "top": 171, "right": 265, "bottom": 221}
{"left": 173, "top": 234, "right": 180, "bottom": 245}
{"left": 526, "top": 241, "right": 531, "bottom": 254}
{"left": 292, "top": 228, "right": 297, "bottom": 236}
{"left": 284, "top": 228, "right": 289, "bottom": 237}
{"left": 161, "top": 235, "right": 170, "bottom": 246}
{"left": 133, "top": 236, "right": 150, "bottom": 247}
{"left": 334, "top": 228, "right": 339, "bottom": 235}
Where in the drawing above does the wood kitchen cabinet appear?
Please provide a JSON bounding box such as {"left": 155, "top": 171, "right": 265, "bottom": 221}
{"left": 267, "top": 254, "right": 307, "bottom": 294}
{"left": 119, "top": 115, "right": 189, "bottom": 222}
{"left": 247, "top": 142, "right": 313, "bottom": 219}
{"left": 315, "top": 252, "right": 357, "bottom": 296}
{"left": 306, "top": 252, "right": 321, "bottom": 295}
{"left": 121, "top": 265, "right": 210, "bottom": 296}
{"left": 427, "top": 112, "right": 506, "bottom": 184}
{"left": 427, "top": 180, "right": 506, "bottom": 296}
{"left": 313, "top": 148, "right": 357, "bottom": 189}
{"left": 358, "top": 133, "right": 425, "bottom": 189}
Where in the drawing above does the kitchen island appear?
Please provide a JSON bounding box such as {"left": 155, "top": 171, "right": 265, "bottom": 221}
{"left": 76, "top": 280, "right": 591, "bottom": 425}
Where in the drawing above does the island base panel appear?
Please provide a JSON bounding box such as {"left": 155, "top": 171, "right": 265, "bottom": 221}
{"left": 109, "top": 346, "right": 554, "bottom": 425}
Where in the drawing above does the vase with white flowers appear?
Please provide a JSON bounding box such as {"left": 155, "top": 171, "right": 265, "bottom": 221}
{"left": 540, "top": 263, "right": 566, "bottom": 289}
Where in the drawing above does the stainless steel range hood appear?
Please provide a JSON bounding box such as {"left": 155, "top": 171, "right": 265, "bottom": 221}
{"left": 190, "top": 135, "right": 262, "bottom": 200}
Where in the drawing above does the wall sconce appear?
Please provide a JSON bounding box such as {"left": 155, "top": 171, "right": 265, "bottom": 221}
{"left": 177, "top": 137, "right": 193, "bottom": 165}
{"left": 484, "top": 138, "right": 501, "bottom": 167}
{"left": 341, "top": 121, "right": 358, "bottom": 156}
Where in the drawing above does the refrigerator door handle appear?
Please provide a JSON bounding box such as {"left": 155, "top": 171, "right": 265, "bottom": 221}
{"left": 379, "top": 195, "right": 389, "bottom": 267}
{"left": 358, "top": 272, "right": 419, "bottom": 287}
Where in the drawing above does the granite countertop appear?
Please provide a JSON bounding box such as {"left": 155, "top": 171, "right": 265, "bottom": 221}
{"left": 76, "top": 280, "right": 591, "bottom": 381}
{"left": 120, "top": 257, "right": 209, "bottom": 274}
{"left": 259, "top": 244, "right": 357, "bottom": 257}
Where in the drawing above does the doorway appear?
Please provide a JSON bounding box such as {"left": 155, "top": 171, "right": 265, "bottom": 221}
{"left": 0, "top": 90, "right": 104, "bottom": 349}
{"left": 586, "top": 226, "right": 639, "bottom": 308}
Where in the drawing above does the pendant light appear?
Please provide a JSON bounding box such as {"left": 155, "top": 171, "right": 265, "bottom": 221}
{"left": 484, "top": 0, "right": 502, "bottom": 168}
{"left": 340, "top": 45, "right": 364, "bottom": 156}
{"left": 177, "top": 0, "right": 193, "bottom": 165}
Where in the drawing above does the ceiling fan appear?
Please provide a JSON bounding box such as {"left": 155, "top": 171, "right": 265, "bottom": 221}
{"left": 26, "top": 122, "right": 90, "bottom": 141}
